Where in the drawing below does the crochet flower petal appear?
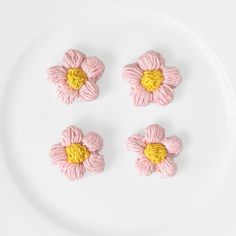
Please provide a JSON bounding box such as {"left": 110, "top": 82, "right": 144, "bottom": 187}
{"left": 162, "top": 136, "right": 183, "bottom": 157}
{"left": 123, "top": 63, "right": 143, "bottom": 86}
{"left": 83, "top": 154, "right": 105, "bottom": 173}
{"left": 49, "top": 143, "right": 67, "bottom": 164}
{"left": 61, "top": 125, "right": 83, "bottom": 146}
{"left": 145, "top": 124, "right": 165, "bottom": 143}
{"left": 127, "top": 134, "right": 146, "bottom": 154}
{"left": 162, "top": 67, "right": 181, "bottom": 87}
{"left": 63, "top": 49, "right": 85, "bottom": 68}
{"left": 61, "top": 163, "right": 85, "bottom": 180}
{"left": 136, "top": 155, "right": 155, "bottom": 176}
{"left": 138, "top": 50, "right": 163, "bottom": 70}
{"left": 156, "top": 52, "right": 166, "bottom": 67}
{"left": 82, "top": 132, "right": 103, "bottom": 152}
{"left": 81, "top": 56, "right": 105, "bottom": 80}
{"left": 47, "top": 66, "right": 67, "bottom": 84}
{"left": 57, "top": 82, "right": 79, "bottom": 104}
{"left": 156, "top": 157, "right": 177, "bottom": 178}
{"left": 79, "top": 81, "right": 99, "bottom": 101}
{"left": 131, "top": 87, "right": 153, "bottom": 106}
{"left": 153, "top": 84, "right": 174, "bottom": 106}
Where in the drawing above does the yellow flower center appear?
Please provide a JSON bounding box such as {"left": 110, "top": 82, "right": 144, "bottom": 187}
{"left": 65, "top": 143, "right": 90, "bottom": 163}
{"left": 141, "top": 70, "right": 164, "bottom": 92}
{"left": 144, "top": 143, "right": 167, "bottom": 164}
{"left": 66, "top": 68, "right": 87, "bottom": 90}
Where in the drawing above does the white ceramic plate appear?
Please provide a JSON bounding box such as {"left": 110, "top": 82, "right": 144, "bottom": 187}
{"left": 1, "top": 1, "right": 236, "bottom": 236}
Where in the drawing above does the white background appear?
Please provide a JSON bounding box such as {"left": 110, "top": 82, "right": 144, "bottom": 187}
{"left": 0, "top": 0, "right": 236, "bottom": 235}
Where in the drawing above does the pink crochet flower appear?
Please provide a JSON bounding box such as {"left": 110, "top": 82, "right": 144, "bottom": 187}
{"left": 123, "top": 50, "right": 181, "bottom": 106}
{"left": 47, "top": 49, "right": 105, "bottom": 104}
{"left": 127, "top": 124, "right": 183, "bottom": 178}
{"left": 49, "top": 126, "right": 105, "bottom": 180}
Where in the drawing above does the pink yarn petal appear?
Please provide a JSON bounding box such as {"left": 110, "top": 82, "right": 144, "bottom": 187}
{"left": 82, "top": 132, "right": 103, "bottom": 152}
{"left": 79, "top": 81, "right": 99, "bottom": 101}
{"left": 162, "top": 136, "right": 183, "bottom": 157}
{"left": 137, "top": 50, "right": 164, "bottom": 70}
{"left": 56, "top": 81, "right": 79, "bottom": 104}
{"left": 131, "top": 87, "right": 153, "bottom": 106}
{"left": 47, "top": 66, "right": 67, "bottom": 84}
{"left": 127, "top": 134, "right": 145, "bottom": 154}
{"left": 162, "top": 67, "right": 181, "bottom": 87}
{"left": 83, "top": 154, "right": 105, "bottom": 173}
{"left": 156, "top": 52, "right": 166, "bottom": 68}
{"left": 61, "top": 125, "right": 83, "bottom": 146}
{"left": 156, "top": 157, "right": 177, "bottom": 178}
{"left": 61, "top": 163, "right": 85, "bottom": 180}
{"left": 49, "top": 143, "right": 67, "bottom": 165}
{"left": 81, "top": 56, "right": 105, "bottom": 80}
{"left": 136, "top": 155, "right": 155, "bottom": 176}
{"left": 54, "top": 160, "right": 69, "bottom": 170}
{"left": 63, "top": 49, "right": 85, "bottom": 68}
{"left": 153, "top": 84, "right": 174, "bottom": 106}
{"left": 123, "top": 63, "right": 143, "bottom": 86}
{"left": 145, "top": 124, "right": 165, "bottom": 143}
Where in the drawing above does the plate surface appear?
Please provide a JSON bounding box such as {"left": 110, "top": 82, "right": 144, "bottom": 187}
{"left": 1, "top": 2, "right": 236, "bottom": 236}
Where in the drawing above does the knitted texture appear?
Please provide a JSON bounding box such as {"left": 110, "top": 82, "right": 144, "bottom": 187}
{"left": 127, "top": 124, "right": 183, "bottom": 178}
{"left": 49, "top": 125, "right": 105, "bottom": 180}
{"left": 123, "top": 50, "right": 181, "bottom": 106}
{"left": 47, "top": 49, "right": 105, "bottom": 104}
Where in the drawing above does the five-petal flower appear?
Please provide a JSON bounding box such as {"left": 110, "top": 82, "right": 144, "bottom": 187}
{"left": 123, "top": 50, "right": 181, "bottom": 106}
{"left": 127, "top": 124, "right": 183, "bottom": 177}
{"left": 48, "top": 49, "right": 105, "bottom": 104}
{"left": 50, "top": 126, "right": 105, "bottom": 180}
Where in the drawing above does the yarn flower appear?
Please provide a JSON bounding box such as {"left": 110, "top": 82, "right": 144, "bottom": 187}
{"left": 49, "top": 126, "right": 105, "bottom": 180}
{"left": 127, "top": 124, "right": 183, "bottom": 178}
{"left": 123, "top": 50, "right": 181, "bottom": 106}
{"left": 47, "top": 49, "right": 105, "bottom": 104}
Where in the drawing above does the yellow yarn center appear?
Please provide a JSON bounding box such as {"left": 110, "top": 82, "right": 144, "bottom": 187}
{"left": 144, "top": 143, "right": 167, "bottom": 164}
{"left": 141, "top": 70, "right": 164, "bottom": 92}
{"left": 66, "top": 68, "right": 87, "bottom": 90}
{"left": 65, "top": 143, "right": 90, "bottom": 163}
